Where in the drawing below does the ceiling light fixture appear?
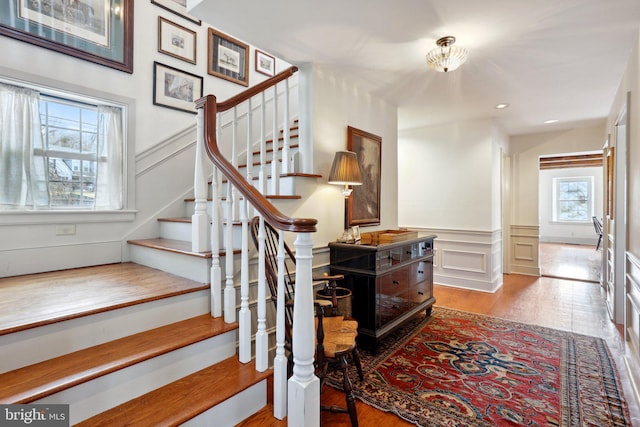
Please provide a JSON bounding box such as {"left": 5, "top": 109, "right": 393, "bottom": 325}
{"left": 544, "top": 119, "right": 559, "bottom": 124}
{"left": 426, "top": 36, "right": 468, "bottom": 72}
{"left": 495, "top": 103, "right": 509, "bottom": 109}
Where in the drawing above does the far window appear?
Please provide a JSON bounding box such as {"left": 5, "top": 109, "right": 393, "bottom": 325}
{"left": 553, "top": 177, "right": 593, "bottom": 221}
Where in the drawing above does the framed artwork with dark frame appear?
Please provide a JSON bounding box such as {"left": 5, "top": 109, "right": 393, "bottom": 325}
{"left": 207, "top": 27, "right": 249, "bottom": 86}
{"left": 0, "top": 0, "right": 133, "bottom": 73}
{"left": 158, "top": 17, "right": 196, "bottom": 64}
{"left": 153, "top": 61, "right": 203, "bottom": 114}
{"left": 347, "top": 126, "right": 382, "bottom": 227}
{"left": 255, "top": 49, "right": 275, "bottom": 76}
{"left": 151, "top": 0, "right": 202, "bottom": 25}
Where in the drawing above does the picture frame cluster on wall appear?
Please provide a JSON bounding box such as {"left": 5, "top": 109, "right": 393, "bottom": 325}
{"left": 347, "top": 126, "right": 382, "bottom": 227}
{"left": 158, "top": 16, "right": 197, "bottom": 64}
{"left": 0, "top": 0, "right": 134, "bottom": 73}
{"left": 153, "top": 61, "right": 203, "bottom": 114}
{"left": 207, "top": 27, "right": 249, "bottom": 87}
{"left": 151, "top": 0, "right": 202, "bottom": 25}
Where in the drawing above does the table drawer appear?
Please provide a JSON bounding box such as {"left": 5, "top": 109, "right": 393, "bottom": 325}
{"left": 377, "top": 268, "right": 409, "bottom": 297}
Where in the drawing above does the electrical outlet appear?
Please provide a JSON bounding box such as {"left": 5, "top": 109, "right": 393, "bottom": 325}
{"left": 56, "top": 224, "right": 76, "bottom": 236}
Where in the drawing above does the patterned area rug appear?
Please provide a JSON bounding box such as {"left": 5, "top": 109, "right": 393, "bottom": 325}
{"left": 326, "top": 307, "right": 631, "bottom": 426}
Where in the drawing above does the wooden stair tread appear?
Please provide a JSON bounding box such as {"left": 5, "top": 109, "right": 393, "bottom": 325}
{"left": 0, "top": 315, "right": 237, "bottom": 403}
{"left": 0, "top": 263, "right": 208, "bottom": 336}
{"left": 127, "top": 237, "right": 240, "bottom": 256}
{"left": 253, "top": 142, "right": 299, "bottom": 155}
{"left": 221, "top": 172, "right": 322, "bottom": 183}
{"left": 76, "top": 358, "right": 271, "bottom": 427}
{"left": 184, "top": 195, "right": 301, "bottom": 201}
{"left": 127, "top": 238, "right": 212, "bottom": 258}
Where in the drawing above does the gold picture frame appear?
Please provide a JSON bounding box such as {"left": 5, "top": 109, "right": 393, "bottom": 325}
{"left": 207, "top": 27, "right": 249, "bottom": 86}
{"left": 347, "top": 126, "right": 382, "bottom": 227}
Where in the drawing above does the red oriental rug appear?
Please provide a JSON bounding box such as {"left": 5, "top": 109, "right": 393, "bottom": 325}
{"left": 326, "top": 307, "right": 631, "bottom": 426}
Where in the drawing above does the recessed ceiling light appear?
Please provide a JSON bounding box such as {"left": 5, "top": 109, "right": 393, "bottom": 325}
{"left": 495, "top": 103, "right": 509, "bottom": 109}
{"left": 544, "top": 119, "right": 559, "bottom": 124}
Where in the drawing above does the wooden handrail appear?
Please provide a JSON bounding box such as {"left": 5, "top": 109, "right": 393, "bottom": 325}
{"left": 195, "top": 67, "right": 317, "bottom": 233}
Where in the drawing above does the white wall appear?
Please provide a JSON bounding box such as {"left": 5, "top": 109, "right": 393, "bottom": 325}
{"left": 509, "top": 124, "right": 606, "bottom": 226}
{"left": 538, "top": 166, "right": 603, "bottom": 244}
{"left": 397, "top": 118, "right": 504, "bottom": 292}
{"left": 281, "top": 64, "right": 398, "bottom": 250}
{"left": 398, "top": 119, "right": 494, "bottom": 230}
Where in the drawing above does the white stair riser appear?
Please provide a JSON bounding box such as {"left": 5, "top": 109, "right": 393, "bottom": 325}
{"left": 35, "top": 331, "right": 238, "bottom": 425}
{"left": 129, "top": 244, "right": 211, "bottom": 283}
{"left": 159, "top": 222, "right": 245, "bottom": 250}
{"left": 183, "top": 380, "right": 266, "bottom": 427}
{"left": 0, "top": 290, "right": 210, "bottom": 373}
{"left": 159, "top": 220, "right": 193, "bottom": 241}
{"left": 218, "top": 175, "right": 296, "bottom": 197}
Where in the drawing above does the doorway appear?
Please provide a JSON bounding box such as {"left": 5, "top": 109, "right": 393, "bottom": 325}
{"left": 538, "top": 153, "right": 604, "bottom": 283}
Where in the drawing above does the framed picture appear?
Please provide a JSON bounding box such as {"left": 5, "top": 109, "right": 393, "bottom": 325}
{"left": 351, "top": 225, "right": 361, "bottom": 242}
{"left": 207, "top": 27, "right": 249, "bottom": 86}
{"left": 347, "top": 126, "right": 382, "bottom": 227}
{"left": 153, "top": 61, "right": 203, "bottom": 114}
{"left": 151, "top": 0, "right": 201, "bottom": 25}
{"left": 255, "top": 49, "right": 275, "bottom": 77}
{"left": 0, "top": 0, "right": 133, "bottom": 73}
{"left": 158, "top": 17, "right": 196, "bottom": 64}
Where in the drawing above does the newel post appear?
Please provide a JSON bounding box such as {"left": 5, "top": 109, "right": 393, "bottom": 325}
{"left": 288, "top": 231, "right": 319, "bottom": 427}
{"left": 192, "top": 108, "right": 210, "bottom": 253}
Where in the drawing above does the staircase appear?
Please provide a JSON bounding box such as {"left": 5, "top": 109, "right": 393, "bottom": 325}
{"left": 0, "top": 66, "right": 322, "bottom": 426}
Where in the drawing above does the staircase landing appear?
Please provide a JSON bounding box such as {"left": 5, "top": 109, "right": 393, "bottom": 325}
{"left": 0, "top": 263, "right": 209, "bottom": 335}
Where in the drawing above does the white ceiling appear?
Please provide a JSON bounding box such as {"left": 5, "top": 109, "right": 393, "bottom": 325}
{"left": 189, "top": 0, "right": 640, "bottom": 135}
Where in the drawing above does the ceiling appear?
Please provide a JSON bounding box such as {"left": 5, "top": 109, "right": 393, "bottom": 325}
{"left": 189, "top": 0, "right": 640, "bottom": 135}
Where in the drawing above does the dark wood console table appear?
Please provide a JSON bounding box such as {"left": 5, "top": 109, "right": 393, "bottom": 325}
{"left": 329, "top": 235, "right": 436, "bottom": 352}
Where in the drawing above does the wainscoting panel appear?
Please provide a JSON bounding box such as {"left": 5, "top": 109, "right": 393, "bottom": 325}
{"left": 625, "top": 251, "right": 640, "bottom": 404}
{"left": 509, "top": 225, "right": 540, "bottom": 276}
{"left": 410, "top": 227, "right": 503, "bottom": 293}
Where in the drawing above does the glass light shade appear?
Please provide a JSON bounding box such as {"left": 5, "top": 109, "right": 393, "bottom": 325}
{"left": 426, "top": 36, "right": 468, "bottom": 73}
{"left": 328, "top": 151, "right": 362, "bottom": 185}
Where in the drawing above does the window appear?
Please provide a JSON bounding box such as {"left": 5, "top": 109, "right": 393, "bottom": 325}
{"left": 553, "top": 177, "right": 593, "bottom": 221}
{"left": 0, "top": 81, "right": 125, "bottom": 211}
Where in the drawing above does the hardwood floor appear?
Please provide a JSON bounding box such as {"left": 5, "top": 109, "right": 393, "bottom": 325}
{"left": 539, "top": 242, "right": 602, "bottom": 283}
{"left": 239, "top": 273, "right": 640, "bottom": 426}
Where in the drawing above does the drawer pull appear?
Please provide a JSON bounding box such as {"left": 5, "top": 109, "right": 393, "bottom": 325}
{"left": 406, "top": 251, "right": 412, "bottom": 255}
{"left": 418, "top": 291, "right": 424, "bottom": 295}
{"left": 392, "top": 280, "right": 400, "bottom": 285}
{"left": 418, "top": 270, "right": 424, "bottom": 274}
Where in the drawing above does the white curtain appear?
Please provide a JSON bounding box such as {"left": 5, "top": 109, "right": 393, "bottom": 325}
{"left": 0, "top": 83, "right": 49, "bottom": 209}
{"left": 95, "top": 105, "right": 123, "bottom": 210}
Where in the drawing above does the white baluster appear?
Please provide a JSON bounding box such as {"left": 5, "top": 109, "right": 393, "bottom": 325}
{"left": 224, "top": 109, "right": 238, "bottom": 323}
{"left": 270, "top": 84, "right": 280, "bottom": 195}
{"left": 192, "top": 109, "right": 210, "bottom": 253}
{"left": 273, "top": 228, "right": 288, "bottom": 419}
{"left": 210, "top": 166, "right": 222, "bottom": 318}
{"left": 281, "top": 78, "right": 291, "bottom": 174}
{"left": 288, "top": 231, "right": 319, "bottom": 427}
{"left": 238, "top": 101, "right": 252, "bottom": 363}
{"left": 259, "top": 92, "right": 267, "bottom": 195}
{"left": 255, "top": 216, "right": 269, "bottom": 371}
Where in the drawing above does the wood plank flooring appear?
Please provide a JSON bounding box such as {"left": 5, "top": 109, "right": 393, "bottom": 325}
{"left": 0, "top": 263, "right": 208, "bottom": 335}
{"left": 239, "top": 273, "right": 640, "bottom": 426}
{"left": 539, "top": 242, "right": 602, "bottom": 283}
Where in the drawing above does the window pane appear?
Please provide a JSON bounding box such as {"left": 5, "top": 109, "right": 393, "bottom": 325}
{"left": 556, "top": 178, "right": 591, "bottom": 221}
{"left": 48, "top": 157, "right": 96, "bottom": 207}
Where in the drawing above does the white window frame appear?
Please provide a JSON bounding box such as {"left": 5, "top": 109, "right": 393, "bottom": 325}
{"left": 552, "top": 176, "right": 594, "bottom": 223}
{"left": 0, "top": 72, "right": 136, "bottom": 225}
